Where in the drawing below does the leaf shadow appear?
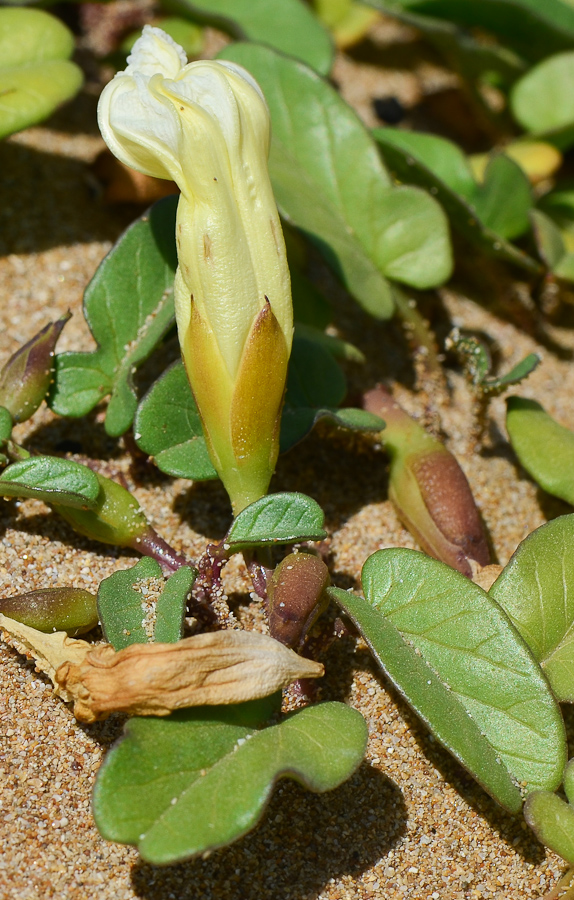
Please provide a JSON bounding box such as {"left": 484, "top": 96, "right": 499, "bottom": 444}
{"left": 173, "top": 480, "right": 233, "bottom": 543}
{"left": 0, "top": 137, "right": 134, "bottom": 256}
{"left": 129, "top": 761, "right": 406, "bottom": 900}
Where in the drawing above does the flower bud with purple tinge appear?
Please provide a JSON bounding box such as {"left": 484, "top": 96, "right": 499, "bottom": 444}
{"left": 268, "top": 552, "right": 330, "bottom": 649}
{"left": 0, "top": 586, "right": 98, "bottom": 636}
{"left": 363, "top": 385, "right": 490, "bottom": 577}
{"left": 0, "top": 312, "right": 70, "bottom": 423}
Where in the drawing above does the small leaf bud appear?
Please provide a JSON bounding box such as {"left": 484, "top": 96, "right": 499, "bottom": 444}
{"left": 268, "top": 552, "right": 330, "bottom": 649}
{"left": 0, "top": 586, "right": 98, "bottom": 636}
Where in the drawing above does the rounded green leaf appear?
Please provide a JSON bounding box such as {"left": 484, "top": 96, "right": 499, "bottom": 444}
{"left": 134, "top": 362, "right": 217, "bottom": 481}
{"left": 93, "top": 701, "right": 367, "bottom": 864}
{"left": 219, "top": 43, "right": 452, "bottom": 318}
{"left": 226, "top": 492, "right": 327, "bottom": 550}
{"left": 506, "top": 396, "right": 574, "bottom": 505}
{"left": 0, "top": 457, "right": 100, "bottom": 509}
{"left": 346, "top": 549, "right": 566, "bottom": 802}
{"left": 490, "top": 515, "right": 574, "bottom": 702}
{"left": 373, "top": 129, "right": 541, "bottom": 273}
{"left": 511, "top": 52, "right": 574, "bottom": 149}
{"left": 0, "top": 9, "right": 83, "bottom": 140}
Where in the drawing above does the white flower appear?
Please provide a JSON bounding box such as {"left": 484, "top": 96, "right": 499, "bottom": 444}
{"left": 98, "top": 27, "right": 293, "bottom": 512}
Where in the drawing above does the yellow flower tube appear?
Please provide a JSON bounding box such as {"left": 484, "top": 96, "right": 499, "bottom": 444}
{"left": 98, "top": 27, "right": 292, "bottom": 513}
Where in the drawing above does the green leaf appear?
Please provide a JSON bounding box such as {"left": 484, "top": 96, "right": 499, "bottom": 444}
{"left": 506, "top": 396, "right": 574, "bottom": 505}
{"left": 0, "top": 9, "right": 83, "bottom": 140}
{"left": 50, "top": 196, "right": 178, "bottom": 437}
{"left": 154, "top": 565, "right": 196, "bottom": 644}
{"left": 134, "top": 362, "right": 217, "bottom": 481}
{"left": 449, "top": 332, "right": 540, "bottom": 394}
{"left": 371, "top": 0, "right": 574, "bottom": 63}
{"left": 98, "top": 557, "right": 164, "bottom": 650}
{"left": 93, "top": 701, "right": 367, "bottom": 864}
{"left": 373, "top": 129, "right": 541, "bottom": 273}
{"left": 511, "top": 52, "right": 574, "bottom": 150}
{"left": 0, "top": 457, "right": 100, "bottom": 509}
{"left": 170, "top": 0, "right": 334, "bottom": 74}
{"left": 226, "top": 492, "right": 327, "bottom": 550}
{"left": 471, "top": 154, "right": 533, "bottom": 241}
{"left": 333, "top": 548, "right": 566, "bottom": 806}
{"left": 531, "top": 208, "right": 574, "bottom": 282}
{"left": 524, "top": 789, "right": 574, "bottom": 864}
{"left": 489, "top": 515, "right": 574, "bottom": 701}
{"left": 0, "top": 406, "right": 12, "bottom": 443}
{"left": 219, "top": 43, "right": 452, "bottom": 320}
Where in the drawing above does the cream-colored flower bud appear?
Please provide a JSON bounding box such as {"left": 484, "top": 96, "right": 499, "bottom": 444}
{"left": 98, "top": 27, "right": 293, "bottom": 513}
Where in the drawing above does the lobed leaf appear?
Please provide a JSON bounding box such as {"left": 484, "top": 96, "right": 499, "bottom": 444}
{"left": 332, "top": 548, "right": 566, "bottom": 808}
{"left": 50, "top": 196, "right": 178, "bottom": 437}
{"left": 226, "top": 492, "right": 327, "bottom": 550}
{"left": 490, "top": 515, "right": 574, "bottom": 701}
{"left": 93, "top": 701, "right": 367, "bottom": 864}
{"left": 98, "top": 558, "right": 163, "bottom": 650}
{"left": 219, "top": 43, "right": 452, "bottom": 319}
{"left": 0, "top": 457, "right": 101, "bottom": 509}
{"left": 0, "top": 9, "right": 83, "bottom": 140}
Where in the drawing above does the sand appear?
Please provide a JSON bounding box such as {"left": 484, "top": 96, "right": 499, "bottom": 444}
{"left": 1, "top": 16, "right": 573, "bottom": 900}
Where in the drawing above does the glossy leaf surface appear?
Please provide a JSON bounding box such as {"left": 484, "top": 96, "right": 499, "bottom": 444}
{"left": 490, "top": 515, "right": 574, "bottom": 701}
{"left": 0, "top": 9, "right": 83, "bottom": 140}
{"left": 226, "top": 492, "right": 327, "bottom": 550}
{"left": 172, "top": 0, "right": 333, "bottom": 74}
{"left": 506, "top": 396, "right": 574, "bottom": 505}
{"left": 220, "top": 43, "right": 452, "bottom": 319}
{"left": 50, "top": 197, "right": 178, "bottom": 437}
{"left": 0, "top": 457, "right": 100, "bottom": 509}
{"left": 93, "top": 701, "right": 367, "bottom": 864}
{"left": 334, "top": 548, "right": 566, "bottom": 806}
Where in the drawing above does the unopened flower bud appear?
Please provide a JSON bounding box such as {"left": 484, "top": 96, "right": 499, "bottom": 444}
{"left": 0, "top": 586, "right": 97, "bottom": 636}
{"left": 268, "top": 552, "right": 330, "bottom": 649}
{"left": 363, "top": 385, "right": 490, "bottom": 576}
{"left": 0, "top": 312, "right": 70, "bottom": 423}
{"left": 98, "top": 27, "right": 293, "bottom": 513}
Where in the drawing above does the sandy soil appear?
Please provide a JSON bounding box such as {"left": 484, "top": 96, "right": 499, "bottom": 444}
{"left": 1, "top": 17, "right": 573, "bottom": 900}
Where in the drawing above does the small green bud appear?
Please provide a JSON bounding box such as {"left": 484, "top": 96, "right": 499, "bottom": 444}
{"left": 0, "top": 312, "right": 70, "bottom": 423}
{"left": 364, "top": 386, "right": 490, "bottom": 577}
{"left": 54, "top": 471, "right": 149, "bottom": 548}
{"left": 0, "top": 586, "right": 97, "bottom": 636}
{"left": 268, "top": 552, "right": 330, "bottom": 649}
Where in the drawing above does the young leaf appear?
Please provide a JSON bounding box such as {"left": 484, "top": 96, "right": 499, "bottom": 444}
{"left": 511, "top": 52, "right": 574, "bottom": 150}
{"left": 50, "top": 196, "right": 178, "bottom": 437}
{"left": 225, "top": 492, "right": 327, "bottom": 550}
{"left": 154, "top": 565, "right": 196, "bottom": 644}
{"left": 489, "top": 515, "right": 574, "bottom": 702}
{"left": 524, "top": 790, "right": 574, "bottom": 865}
{"left": 0, "top": 457, "right": 100, "bottom": 509}
{"left": 373, "top": 129, "right": 541, "bottom": 273}
{"left": 337, "top": 549, "right": 566, "bottom": 802}
{"left": 219, "top": 43, "right": 452, "bottom": 320}
{"left": 93, "top": 701, "right": 367, "bottom": 864}
{"left": 134, "top": 362, "right": 217, "bottom": 481}
{"left": 531, "top": 209, "right": 574, "bottom": 282}
{"left": 0, "top": 8, "right": 83, "bottom": 140}
{"left": 471, "top": 154, "right": 533, "bottom": 242}
{"left": 506, "top": 396, "right": 574, "bottom": 505}
{"left": 98, "top": 557, "right": 164, "bottom": 650}
{"left": 170, "top": 0, "right": 334, "bottom": 74}
{"left": 449, "top": 331, "right": 540, "bottom": 394}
